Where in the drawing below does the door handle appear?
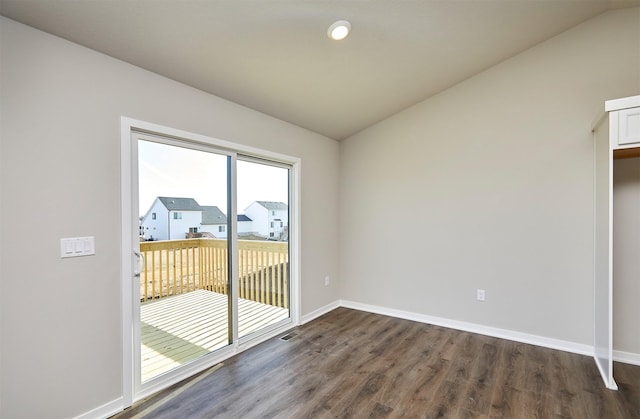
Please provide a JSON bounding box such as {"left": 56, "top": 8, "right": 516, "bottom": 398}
{"left": 133, "top": 251, "right": 145, "bottom": 278}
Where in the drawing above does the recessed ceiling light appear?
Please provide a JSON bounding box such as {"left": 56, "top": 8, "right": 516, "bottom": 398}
{"left": 328, "top": 20, "right": 351, "bottom": 41}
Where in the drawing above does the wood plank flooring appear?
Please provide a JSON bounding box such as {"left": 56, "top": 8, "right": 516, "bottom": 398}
{"left": 141, "top": 289, "right": 289, "bottom": 382}
{"left": 114, "top": 307, "right": 640, "bottom": 418}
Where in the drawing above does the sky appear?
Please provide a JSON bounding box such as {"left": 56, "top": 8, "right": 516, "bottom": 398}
{"left": 138, "top": 140, "right": 289, "bottom": 217}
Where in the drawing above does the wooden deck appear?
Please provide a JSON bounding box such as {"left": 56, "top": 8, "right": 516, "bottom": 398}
{"left": 141, "top": 289, "right": 289, "bottom": 382}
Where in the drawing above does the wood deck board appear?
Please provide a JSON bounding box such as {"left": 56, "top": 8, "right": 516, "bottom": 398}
{"left": 141, "top": 289, "right": 288, "bottom": 382}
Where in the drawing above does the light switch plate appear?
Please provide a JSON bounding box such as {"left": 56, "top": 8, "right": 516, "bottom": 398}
{"left": 61, "top": 236, "right": 95, "bottom": 258}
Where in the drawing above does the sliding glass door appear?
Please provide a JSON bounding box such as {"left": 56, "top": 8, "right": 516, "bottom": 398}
{"left": 237, "top": 159, "right": 291, "bottom": 340}
{"left": 123, "top": 123, "right": 297, "bottom": 403}
{"left": 137, "top": 137, "right": 232, "bottom": 383}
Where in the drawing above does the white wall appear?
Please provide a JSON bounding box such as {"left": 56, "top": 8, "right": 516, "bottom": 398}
{"left": 199, "top": 223, "right": 227, "bottom": 238}
{"left": 0, "top": 17, "right": 340, "bottom": 419}
{"left": 168, "top": 211, "right": 201, "bottom": 240}
{"left": 613, "top": 157, "right": 640, "bottom": 358}
{"left": 140, "top": 199, "right": 169, "bottom": 240}
{"left": 238, "top": 220, "right": 253, "bottom": 235}
{"left": 269, "top": 209, "right": 288, "bottom": 238}
{"left": 340, "top": 8, "right": 639, "bottom": 349}
{"left": 245, "top": 202, "right": 269, "bottom": 236}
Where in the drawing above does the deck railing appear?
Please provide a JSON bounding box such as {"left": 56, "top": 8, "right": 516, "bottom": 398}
{"left": 139, "top": 238, "right": 289, "bottom": 308}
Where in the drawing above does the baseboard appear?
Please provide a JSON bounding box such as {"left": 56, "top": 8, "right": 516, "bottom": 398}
{"left": 300, "top": 300, "right": 341, "bottom": 325}
{"left": 301, "top": 300, "right": 639, "bottom": 365}
{"left": 339, "top": 300, "right": 594, "bottom": 357}
{"left": 614, "top": 349, "right": 640, "bottom": 366}
{"left": 73, "top": 397, "right": 123, "bottom": 419}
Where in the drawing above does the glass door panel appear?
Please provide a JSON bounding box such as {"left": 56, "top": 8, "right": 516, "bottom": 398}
{"left": 137, "top": 139, "right": 231, "bottom": 383}
{"left": 237, "top": 159, "right": 291, "bottom": 339}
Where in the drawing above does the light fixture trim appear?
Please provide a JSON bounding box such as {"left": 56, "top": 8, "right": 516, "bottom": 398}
{"left": 328, "top": 20, "right": 351, "bottom": 41}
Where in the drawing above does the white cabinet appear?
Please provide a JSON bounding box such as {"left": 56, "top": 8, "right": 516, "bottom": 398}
{"left": 607, "top": 96, "right": 640, "bottom": 148}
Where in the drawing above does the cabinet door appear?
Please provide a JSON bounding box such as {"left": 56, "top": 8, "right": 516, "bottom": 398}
{"left": 616, "top": 107, "right": 640, "bottom": 147}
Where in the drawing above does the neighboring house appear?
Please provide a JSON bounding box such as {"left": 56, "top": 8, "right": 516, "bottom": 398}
{"left": 141, "top": 199, "right": 262, "bottom": 240}
{"left": 140, "top": 197, "right": 203, "bottom": 240}
{"left": 237, "top": 214, "right": 254, "bottom": 237}
{"left": 244, "top": 201, "right": 288, "bottom": 239}
{"left": 199, "top": 207, "right": 254, "bottom": 239}
{"left": 199, "top": 206, "right": 227, "bottom": 238}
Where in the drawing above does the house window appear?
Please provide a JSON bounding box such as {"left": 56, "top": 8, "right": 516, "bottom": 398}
{"left": 173, "top": 212, "right": 182, "bottom": 220}
{"left": 270, "top": 232, "right": 274, "bottom": 237}
{"left": 218, "top": 226, "right": 225, "bottom": 233}
{"left": 151, "top": 212, "right": 156, "bottom": 220}
{"left": 272, "top": 211, "right": 275, "bottom": 216}
{"left": 270, "top": 221, "right": 274, "bottom": 228}
{"left": 280, "top": 221, "right": 283, "bottom": 227}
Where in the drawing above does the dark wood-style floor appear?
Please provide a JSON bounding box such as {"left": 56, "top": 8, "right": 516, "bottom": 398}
{"left": 113, "top": 308, "right": 640, "bottom": 418}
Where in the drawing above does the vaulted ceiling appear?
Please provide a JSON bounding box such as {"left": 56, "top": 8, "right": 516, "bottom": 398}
{"left": 2, "top": 0, "right": 639, "bottom": 140}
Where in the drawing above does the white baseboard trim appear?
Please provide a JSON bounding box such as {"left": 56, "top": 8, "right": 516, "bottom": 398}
{"left": 340, "top": 300, "right": 594, "bottom": 357}
{"left": 614, "top": 349, "right": 640, "bottom": 366}
{"left": 74, "top": 397, "right": 123, "bottom": 419}
{"left": 300, "top": 300, "right": 341, "bottom": 325}
{"left": 301, "top": 300, "right": 640, "bottom": 367}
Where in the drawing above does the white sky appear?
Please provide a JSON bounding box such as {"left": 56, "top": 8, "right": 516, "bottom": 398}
{"left": 138, "top": 140, "right": 288, "bottom": 217}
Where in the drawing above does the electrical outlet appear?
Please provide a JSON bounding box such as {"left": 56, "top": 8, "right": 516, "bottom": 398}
{"left": 324, "top": 276, "right": 330, "bottom": 286}
{"left": 477, "top": 289, "right": 486, "bottom": 301}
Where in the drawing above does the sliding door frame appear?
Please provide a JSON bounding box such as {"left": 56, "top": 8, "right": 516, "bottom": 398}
{"left": 120, "top": 117, "right": 301, "bottom": 407}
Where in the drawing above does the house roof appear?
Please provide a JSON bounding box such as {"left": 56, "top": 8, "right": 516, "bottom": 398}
{"left": 158, "top": 197, "right": 202, "bottom": 211}
{"left": 255, "top": 201, "right": 288, "bottom": 211}
{"left": 202, "top": 207, "right": 253, "bottom": 224}
{"left": 201, "top": 206, "right": 227, "bottom": 225}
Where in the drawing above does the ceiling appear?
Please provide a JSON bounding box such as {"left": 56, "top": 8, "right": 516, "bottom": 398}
{"left": 1, "top": 1, "right": 639, "bottom": 140}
